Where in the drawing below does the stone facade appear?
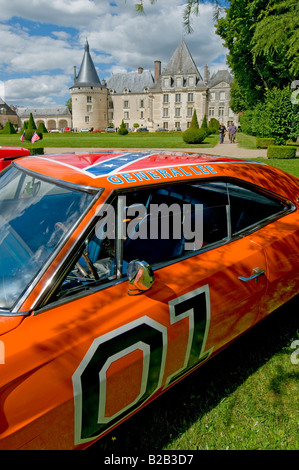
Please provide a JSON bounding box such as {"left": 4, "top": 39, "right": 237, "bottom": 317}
{"left": 16, "top": 106, "right": 72, "bottom": 131}
{"left": 71, "top": 40, "right": 238, "bottom": 131}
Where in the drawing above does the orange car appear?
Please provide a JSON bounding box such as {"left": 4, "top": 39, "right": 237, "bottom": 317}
{"left": 0, "top": 151, "right": 298, "bottom": 449}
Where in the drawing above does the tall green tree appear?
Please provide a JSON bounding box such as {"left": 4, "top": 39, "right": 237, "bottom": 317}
{"left": 216, "top": 0, "right": 297, "bottom": 110}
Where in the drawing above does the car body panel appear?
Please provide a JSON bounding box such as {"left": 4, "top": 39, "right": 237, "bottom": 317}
{"left": 0, "top": 146, "right": 30, "bottom": 171}
{"left": 0, "top": 151, "right": 298, "bottom": 449}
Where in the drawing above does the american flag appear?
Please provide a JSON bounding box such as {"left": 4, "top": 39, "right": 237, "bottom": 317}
{"left": 20, "top": 131, "right": 25, "bottom": 142}
{"left": 31, "top": 131, "right": 40, "bottom": 143}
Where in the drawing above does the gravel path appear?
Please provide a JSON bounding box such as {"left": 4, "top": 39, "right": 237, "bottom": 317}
{"left": 43, "top": 141, "right": 268, "bottom": 159}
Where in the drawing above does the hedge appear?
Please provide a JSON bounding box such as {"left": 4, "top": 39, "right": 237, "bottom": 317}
{"left": 267, "top": 145, "right": 297, "bottom": 159}
{"left": 256, "top": 137, "right": 275, "bottom": 148}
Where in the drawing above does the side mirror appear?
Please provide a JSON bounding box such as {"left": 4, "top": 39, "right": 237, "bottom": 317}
{"left": 127, "top": 260, "right": 154, "bottom": 295}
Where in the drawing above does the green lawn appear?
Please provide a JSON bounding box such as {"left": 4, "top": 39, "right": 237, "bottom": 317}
{"left": 94, "top": 298, "right": 298, "bottom": 451}
{"left": 0, "top": 131, "right": 219, "bottom": 149}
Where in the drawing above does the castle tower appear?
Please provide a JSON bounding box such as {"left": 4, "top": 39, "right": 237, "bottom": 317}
{"left": 70, "top": 40, "right": 108, "bottom": 130}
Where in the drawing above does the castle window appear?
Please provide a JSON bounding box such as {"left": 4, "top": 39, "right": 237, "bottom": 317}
{"left": 187, "top": 93, "right": 194, "bottom": 102}
{"left": 209, "top": 107, "right": 215, "bottom": 117}
{"left": 188, "top": 77, "right": 194, "bottom": 86}
{"left": 218, "top": 107, "right": 224, "bottom": 117}
{"left": 163, "top": 94, "right": 169, "bottom": 104}
{"left": 220, "top": 91, "right": 226, "bottom": 100}
{"left": 124, "top": 111, "right": 129, "bottom": 119}
{"left": 175, "top": 93, "right": 181, "bottom": 103}
{"left": 175, "top": 108, "right": 181, "bottom": 117}
{"left": 85, "top": 116, "right": 89, "bottom": 123}
{"left": 187, "top": 107, "right": 193, "bottom": 117}
{"left": 87, "top": 96, "right": 92, "bottom": 103}
{"left": 87, "top": 105, "right": 92, "bottom": 112}
{"left": 123, "top": 100, "right": 129, "bottom": 109}
{"left": 163, "top": 108, "right": 169, "bottom": 117}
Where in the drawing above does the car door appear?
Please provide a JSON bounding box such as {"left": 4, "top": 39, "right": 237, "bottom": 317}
{"left": 0, "top": 180, "right": 268, "bottom": 450}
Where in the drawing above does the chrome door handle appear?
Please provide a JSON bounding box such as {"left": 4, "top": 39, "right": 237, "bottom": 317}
{"left": 238, "top": 268, "right": 265, "bottom": 282}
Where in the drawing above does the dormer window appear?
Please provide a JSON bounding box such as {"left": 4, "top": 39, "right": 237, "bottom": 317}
{"left": 123, "top": 88, "right": 130, "bottom": 94}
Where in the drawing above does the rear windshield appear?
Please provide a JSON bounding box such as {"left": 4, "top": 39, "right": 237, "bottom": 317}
{"left": 0, "top": 166, "right": 96, "bottom": 310}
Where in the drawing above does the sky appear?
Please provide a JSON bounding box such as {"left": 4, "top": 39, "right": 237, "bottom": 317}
{"left": 0, "top": 0, "right": 229, "bottom": 108}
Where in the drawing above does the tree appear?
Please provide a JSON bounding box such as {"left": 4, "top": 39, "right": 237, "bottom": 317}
{"left": 216, "top": 0, "right": 298, "bottom": 110}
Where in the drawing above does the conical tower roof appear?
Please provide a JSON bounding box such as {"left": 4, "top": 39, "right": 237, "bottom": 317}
{"left": 73, "top": 40, "right": 101, "bottom": 87}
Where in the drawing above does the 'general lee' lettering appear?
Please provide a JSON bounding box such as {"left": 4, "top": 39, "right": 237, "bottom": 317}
{"left": 107, "top": 164, "right": 217, "bottom": 185}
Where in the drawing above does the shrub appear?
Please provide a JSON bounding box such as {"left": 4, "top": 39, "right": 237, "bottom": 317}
{"left": 256, "top": 137, "right": 275, "bottom": 148}
{"left": 118, "top": 120, "right": 128, "bottom": 135}
{"left": 28, "top": 113, "right": 37, "bottom": 130}
{"left": 182, "top": 128, "right": 206, "bottom": 144}
{"left": 190, "top": 110, "right": 199, "bottom": 129}
{"left": 37, "top": 122, "right": 48, "bottom": 133}
{"left": 1, "top": 121, "right": 16, "bottom": 134}
{"left": 208, "top": 118, "right": 220, "bottom": 134}
{"left": 201, "top": 114, "right": 211, "bottom": 135}
{"left": 24, "top": 129, "right": 43, "bottom": 142}
{"left": 267, "top": 145, "right": 297, "bottom": 159}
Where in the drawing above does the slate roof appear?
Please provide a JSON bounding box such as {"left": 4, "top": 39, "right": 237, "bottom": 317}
{"left": 0, "top": 98, "right": 18, "bottom": 115}
{"left": 152, "top": 40, "right": 206, "bottom": 90}
{"left": 16, "top": 106, "right": 71, "bottom": 118}
{"left": 207, "top": 70, "right": 233, "bottom": 87}
{"left": 107, "top": 70, "right": 154, "bottom": 94}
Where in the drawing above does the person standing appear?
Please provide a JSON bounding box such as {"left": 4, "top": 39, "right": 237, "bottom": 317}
{"left": 218, "top": 123, "right": 226, "bottom": 143}
{"left": 228, "top": 123, "right": 237, "bottom": 143}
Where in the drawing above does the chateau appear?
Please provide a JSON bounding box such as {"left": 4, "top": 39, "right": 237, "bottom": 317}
{"left": 70, "top": 40, "right": 238, "bottom": 132}
{"left": 7, "top": 40, "right": 238, "bottom": 132}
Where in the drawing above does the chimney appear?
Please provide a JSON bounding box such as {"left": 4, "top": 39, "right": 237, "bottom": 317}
{"left": 102, "top": 78, "right": 106, "bottom": 86}
{"left": 138, "top": 67, "right": 143, "bottom": 74}
{"left": 204, "top": 64, "right": 210, "bottom": 83}
{"left": 155, "top": 60, "right": 161, "bottom": 82}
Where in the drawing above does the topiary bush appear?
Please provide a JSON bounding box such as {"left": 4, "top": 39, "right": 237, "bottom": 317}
{"left": 24, "top": 129, "right": 43, "bottom": 142}
{"left": 182, "top": 128, "right": 206, "bottom": 144}
{"left": 256, "top": 137, "right": 275, "bottom": 148}
{"left": 37, "top": 122, "right": 48, "bottom": 133}
{"left": 1, "top": 121, "right": 16, "bottom": 134}
{"left": 267, "top": 145, "right": 297, "bottom": 159}
{"left": 118, "top": 120, "right": 128, "bottom": 135}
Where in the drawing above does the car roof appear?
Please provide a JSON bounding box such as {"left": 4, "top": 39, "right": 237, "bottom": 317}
{"left": 13, "top": 150, "right": 298, "bottom": 199}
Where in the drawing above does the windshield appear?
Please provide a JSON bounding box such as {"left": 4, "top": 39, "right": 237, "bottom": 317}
{"left": 0, "top": 166, "right": 96, "bottom": 310}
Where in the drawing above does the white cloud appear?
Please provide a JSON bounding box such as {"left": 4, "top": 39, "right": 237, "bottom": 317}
{"left": 0, "top": 0, "right": 229, "bottom": 106}
{"left": 4, "top": 75, "right": 71, "bottom": 106}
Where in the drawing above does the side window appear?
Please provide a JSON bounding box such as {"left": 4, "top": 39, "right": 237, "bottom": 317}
{"left": 55, "top": 224, "right": 117, "bottom": 300}
{"left": 122, "top": 182, "right": 229, "bottom": 267}
{"left": 227, "top": 182, "right": 289, "bottom": 234}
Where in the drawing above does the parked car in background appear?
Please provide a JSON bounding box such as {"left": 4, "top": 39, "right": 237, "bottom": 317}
{"left": 136, "top": 127, "right": 149, "bottom": 132}
{"left": 0, "top": 150, "right": 298, "bottom": 449}
{"left": 105, "top": 126, "right": 116, "bottom": 132}
{"left": 0, "top": 146, "right": 30, "bottom": 171}
{"left": 79, "top": 128, "right": 89, "bottom": 133}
